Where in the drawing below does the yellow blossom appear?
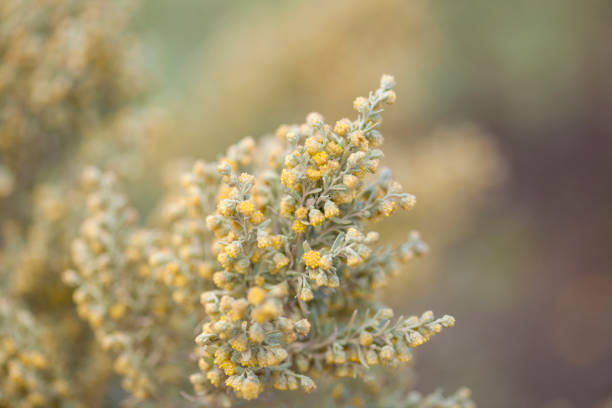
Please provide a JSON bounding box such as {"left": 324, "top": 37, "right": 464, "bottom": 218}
{"left": 312, "top": 151, "right": 328, "bottom": 166}
{"left": 241, "top": 377, "right": 261, "bottom": 400}
{"left": 303, "top": 250, "right": 321, "bottom": 269}
{"left": 225, "top": 242, "right": 241, "bottom": 258}
{"left": 326, "top": 141, "right": 343, "bottom": 155}
{"left": 353, "top": 96, "right": 368, "bottom": 112}
{"left": 309, "top": 209, "right": 325, "bottom": 226}
{"left": 280, "top": 168, "right": 298, "bottom": 189}
{"left": 334, "top": 119, "right": 351, "bottom": 136}
{"left": 324, "top": 201, "right": 339, "bottom": 218}
{"left": 237, "top": 200, "right": 255, "bottom": 216}
{"left": 247, "top": 287, "right": 266, "bottom": 305}
{"left": 304, "top": 136, "right": 321, "bottom": 155}
{"left": 273, "top": 253, "right": 290, "bottom": 269}
{"left": 295, "top": 206, "right": 308, "bottom": 220}
{"left": 250, "top": 210, "right": 264, "bottom": 224}
{"left": 306, "top": 167, "right": 321, "bottom": 181}
{"left": 292, "top": 220, "right": 306, "bottom": 234}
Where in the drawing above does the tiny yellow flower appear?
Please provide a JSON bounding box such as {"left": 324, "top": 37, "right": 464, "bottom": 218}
{"left": 333, "top": 119, "right": 351, "bottom": 136}
{"left": 248, "top": 287, "right": 266, "bottom": 305}
{"left": 218, "top": 199, "right": 235, "bottom": 216}
{"left": 271, "top": 235, "right": 284, "bottom": 249}
{"left": 303, "top": 250, "right": 321, "bottom": 269}
{"left": 309, "top": 209, "right": 325, "bottom": 226}
{"left": 225, "top": 242, "right": 240, "bottom": 258}
{"left": 299, "top": 287, "right": 314, "bottom": 302}
{"left": 343, "top": 174, "right": 359, "bottom": 190}
{"left": 217, "top": 252, "right": 231, "bottom": 268}
{"left": 254, "top": 275, "right": 265, "bottom": 286}
{"left": 324, "top": 201, "right": 339, "bottom": 218}
{"left": 292, "top": 220, "right": 306, "bottom": 234}
{"left": 241, "top": 377, "right": 261, "bottom": 400}
{"left": 273, "top": 253, "right": 290, "bottom": 269}
{"left": 353, "top": 96, "right": 368, "bottom": 112}
{"left": 239, "top": 173, "right": 254, "bottom": 185}
{"left": 257, "top": 235, "right": 271, "bottom": 248}
{"left": 306, "top": 167, "right": 321, "bottom": 181}
{"left": 400, "top": 194, "right": 417, "bottom": 210}
{"left": 295, "top": 206, "right": 308, "bottom": 220}
{"left": 304, "top": 136, "right": 321, "bottom": 156}
{"left": 250, "top": 210, "right": 264, "bottom": 224}
{"left": 326, "top": 141, "right": 343, "bottom": 156}
{"left": 230, "top": 334, "right": 248, "bottom": 352}
{"left": 219, "top": 361, "right": 236, "bottom": 376}
{"left": 237, "top": 200, "right": 255, "bottom": 216}
{"left": 306, "top": 112, "right": 324, "bottom": 127}
{"left": 382, "top": 201, "right": 398, "bottom": 217}
{"left": 312, "top": 151, "right": 328, "bottom": 166}
{"left": 318, "top": 255, "right": 332, "bottom": 270}
{"left": 280, "top": 196, "right": 295, "bottom": 217}
{"left": 280, "top": 168, "right": 297, "bottom": 188}
{"left": 350, "top": 130, "right": 368, "bottom": 150}
{"left": 360, "top": 331, "right": 374, "bottom": 347}
{"left": 284, "top": 150, "right": 299, "bottom": 168}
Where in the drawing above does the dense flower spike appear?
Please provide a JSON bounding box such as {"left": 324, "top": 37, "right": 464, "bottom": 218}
{"left": 67, "top": 170, "right": 195, "bottom": 404}
{"left": 145, "top": 76, "right": 463, "bottom": 404}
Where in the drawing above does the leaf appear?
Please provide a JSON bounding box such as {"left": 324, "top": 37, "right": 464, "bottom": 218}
{"left": 332, "top": 217, "right": 353, "bottom": 225}
{"left": 331, "top": 232, "right": 345, "bottom": 252}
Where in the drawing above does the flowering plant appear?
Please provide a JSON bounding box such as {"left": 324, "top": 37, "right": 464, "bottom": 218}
{"left": 66, "top": 75, "right": 471, "bottom": 406}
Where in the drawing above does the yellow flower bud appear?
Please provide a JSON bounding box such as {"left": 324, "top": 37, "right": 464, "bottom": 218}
{"left": 247, "top": 287, "right": 266, "bottom": 305}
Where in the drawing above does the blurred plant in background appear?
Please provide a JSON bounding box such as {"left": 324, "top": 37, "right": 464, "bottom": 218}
{"left": 0, "top": 0, "right": 145, "bottom": 224}
{"left": 0, "top": 0, "right": 166, "bottom": 405}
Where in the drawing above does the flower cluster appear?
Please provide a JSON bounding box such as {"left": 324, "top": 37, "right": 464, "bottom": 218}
{"left": 145, "top": 75, "right": 460, "bottom": 404}
{"left": 0, "top": 299, "right": 77, "bottom": 408}
{"left": 65, "top": 168, "right": 191, "bottom": 403}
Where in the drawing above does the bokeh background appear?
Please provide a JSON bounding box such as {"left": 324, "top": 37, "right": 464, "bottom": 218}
{"left": 2, "top": 0, "right": 611, "bottom": 407}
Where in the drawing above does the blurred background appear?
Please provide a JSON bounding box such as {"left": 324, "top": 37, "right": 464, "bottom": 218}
{"left": 132, "top": 0, "right": 612, "bottom": 406}
{"left": 2, "top": 0, "right": 611, "bottom": 406}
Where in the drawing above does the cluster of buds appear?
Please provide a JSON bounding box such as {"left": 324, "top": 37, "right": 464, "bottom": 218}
{"left": 187, "top": 157, "right": 317, "bottom": 401}
{"left": 292, "top": 309, "right": 455, "bottom": 381}
{"left": 145, "top": 75, "right": 461, "bottom": 404}
{"left": 0, "top": 299, "right": 76, "bottom": 408}
{"left": 65, "top": 168, "right": 189, "bottom": 403}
